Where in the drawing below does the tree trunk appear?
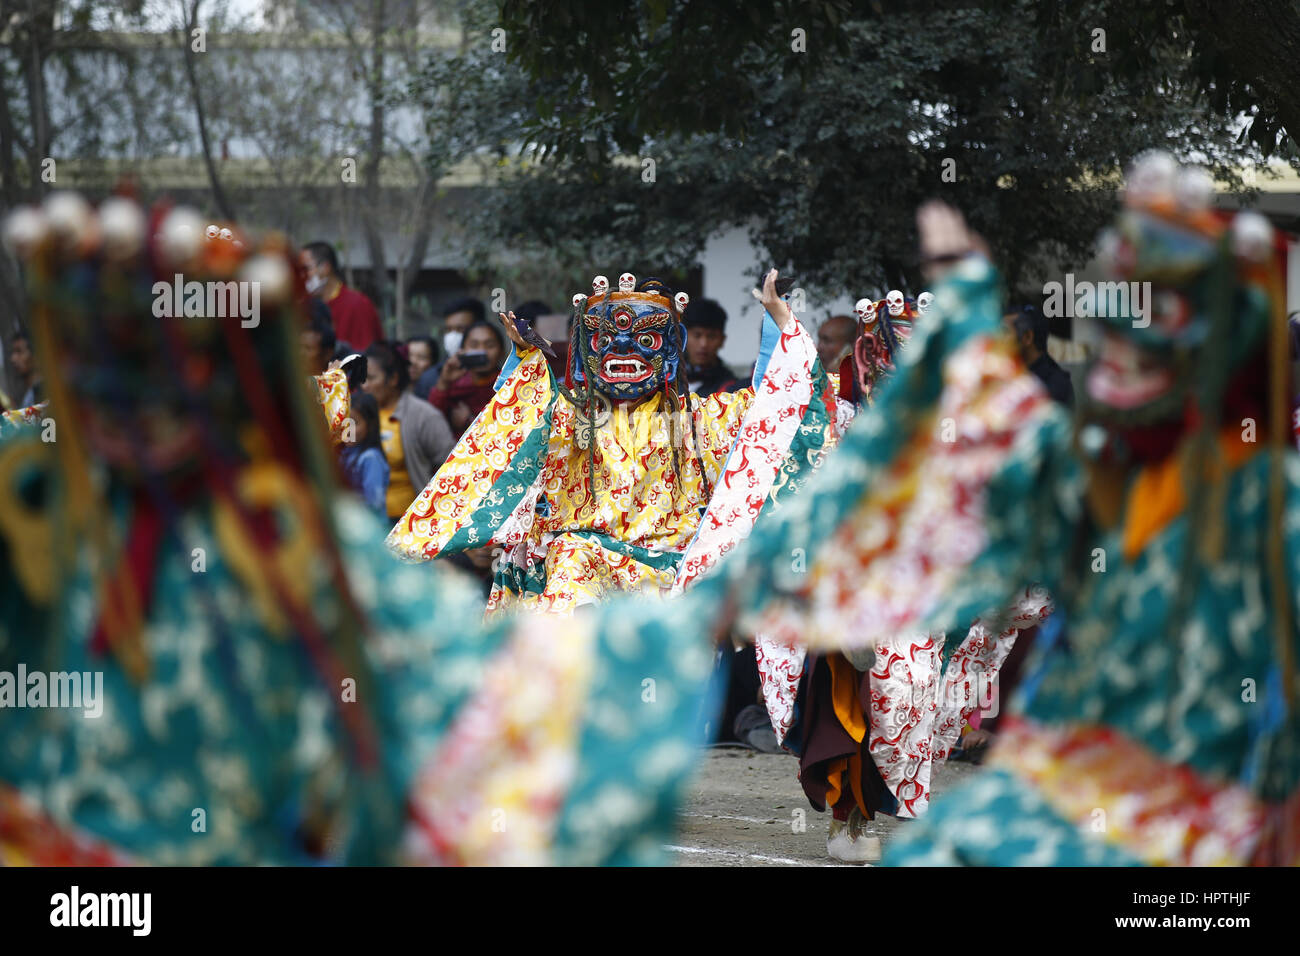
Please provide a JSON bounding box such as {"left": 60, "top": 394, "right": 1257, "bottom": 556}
{"left": 22, "top": 0, "right": 52, "bottom": 198}
{"left": 362, "top": 0, "right": 388, "bottom": 312}
{"left": 361, "top": 216, "right": 387, "bottom": 331}
{"left": 181, "top": 0, "right": 235, "bottom": 221}
{"left": 393, "top": 263, "right": 404, "bottom": 339}
{"left": 0, "top": 46, "right": 24, "bottom": 207}
{"left": 398, "top": 186, "right": 437, "bottom": 335}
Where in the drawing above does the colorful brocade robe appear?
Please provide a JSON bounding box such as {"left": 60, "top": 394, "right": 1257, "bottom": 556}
{"left": 0, "top": 430, "right": 721, "bottom": 866}
{"left": 679, "top": 348, "right": 1053, "bottom": 818}
{"left": 692, "top": 254, "right": 1300, "bottom": 865}
{"left": 0, "top": 401, "right": 48, "bottom": 436}
{"left": 314, "top": 367, "right": 351, "bottom": 445}
{"left": 387, "top": 313, "right": 838, "bottom": 614}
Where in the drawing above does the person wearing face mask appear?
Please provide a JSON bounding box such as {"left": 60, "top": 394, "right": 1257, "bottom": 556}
{"left": 388, "top": 270, "right": 840, "bottom": 622}
{"left": 428, "top": 319, "right": 508, "bottom": 437}
{"left": 301, "top": 241, "right": 384, "bottom": 353}
{"left": 425, "top": 297, "right": 486, "bottom": 385}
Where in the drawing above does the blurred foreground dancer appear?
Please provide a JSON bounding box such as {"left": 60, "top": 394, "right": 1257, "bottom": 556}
{"left": 689, "top": 154, "right": 1299, "bottom": 865}
{"left": 681, "top": 291, "right": 1048, "bottom": 863}
{"left": 0, "top": 195, "right": 717, "bottom": 866}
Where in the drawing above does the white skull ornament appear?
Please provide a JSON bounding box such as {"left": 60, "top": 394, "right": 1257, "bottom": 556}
{"left": 674, "top": 292, "right": 690, "bottom": 313}
{"left": 885, "top": 290, "right": 905, "bottom": 317}
{"left": 592, "top": 275, "right": 609, "bottom": 297}
{"left": 43, "top": 193, "right": 93, "bottom": 245}
{"left": 572, "top": 293, "right": 585, "bottom": 309}
{"left": 1231, "top": 211, "right": 1274, "bottom": 263}
{"left": 98, "top": 197, "right": 146, "bottom": 260}
{"left": 205, "top": 224, "right": 220, "bottom": 241}
{"left": 853, "top": 298, "right": 875, "bottom": 323}
{"left": 157, "top": 207, "right": 204, "bottom": 265}
{"left": 1174, "top": 167, "right": 1214, "bottom": 212}
{"left": 1126, "top": 150, "right": 1178, "bottom": 204}
{"left": 2, "top": 206, "right": 49, "bottom": 258}
{"left": 618, "top": 272, "right": 635, "bottom": 293}
{"left": 238, "top": 253, "right": 292, "bottom": 305}
{"left": 218, "top": 227, "right": 233, "bottom": 242}
{"left": 916, "top": 292, "right": 934, "bottom": 315}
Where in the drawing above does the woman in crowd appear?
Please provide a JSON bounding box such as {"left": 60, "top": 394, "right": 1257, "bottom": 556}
{"left": 362, "top": 342, "right": 454, "bottom": 522}
{"left": 405, "top": 334, "right": 442, "bottom": 399}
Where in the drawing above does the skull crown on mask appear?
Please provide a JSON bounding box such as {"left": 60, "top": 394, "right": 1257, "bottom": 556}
{"left": 849, "top": 293, "right": 922, "bottom": 398}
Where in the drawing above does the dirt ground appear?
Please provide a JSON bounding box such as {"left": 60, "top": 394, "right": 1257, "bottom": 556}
{"left": 669, "top": 746, "right": 982, "bottom": 866}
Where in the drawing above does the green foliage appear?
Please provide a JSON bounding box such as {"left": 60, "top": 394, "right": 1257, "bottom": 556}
{"left": 496, "top": 0, "right": 854, "bottom": 156}
{"left": 426, "top": 0, "right": 1267, "bottom": 296}
{"left": 1019, "top": 0, "right": 1300, "bottom": 161}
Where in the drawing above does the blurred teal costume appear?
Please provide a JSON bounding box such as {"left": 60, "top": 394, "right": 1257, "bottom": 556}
{"left": 693, "top": 179, "right": 1299, "bottom": 864}
{"left": 0, "top": 203, "right": 717, "bottom": 866}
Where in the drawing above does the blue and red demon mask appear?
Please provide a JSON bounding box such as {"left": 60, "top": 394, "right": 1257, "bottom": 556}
{"left": 569, "top": 275, "right": 687, "bottom": 402}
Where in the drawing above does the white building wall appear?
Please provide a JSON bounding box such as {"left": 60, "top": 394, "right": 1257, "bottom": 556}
{"left": 700, "top": 226, "right": 857, "bottom": 368}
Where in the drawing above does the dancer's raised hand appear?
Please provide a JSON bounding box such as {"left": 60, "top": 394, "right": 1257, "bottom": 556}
{"left": 755, "top": 268, "right": 794, "bottom": 331}
{"left": 497, "top": 310, "right": 530, "bottom": 351}
{"left": 916, "top": 200, "right": 989, "bottom": 281}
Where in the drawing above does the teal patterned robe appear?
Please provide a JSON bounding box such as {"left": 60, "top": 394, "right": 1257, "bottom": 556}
{"left": 688, "top": 255, "right": 1300, "bottom": 866}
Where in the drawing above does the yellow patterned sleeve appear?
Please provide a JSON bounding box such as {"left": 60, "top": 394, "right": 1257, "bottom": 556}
{"left": 386, "top": 348, "right": 555, "bottom": 560}
{"left": 689, "top": 389, "right": 756, "bottom": 484}
{"left": 314, "top": 368, "right": 351, "bottom": 445}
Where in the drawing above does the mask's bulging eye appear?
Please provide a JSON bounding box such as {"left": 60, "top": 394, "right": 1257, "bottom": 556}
{"left": 637, "top": 332, "right": 661, "bottom": 350}
{"left": 594, "top": 333, "right": 611, "bottom": 350}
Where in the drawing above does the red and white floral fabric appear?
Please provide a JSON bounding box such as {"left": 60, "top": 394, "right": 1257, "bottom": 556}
{"left": 673, "top": 318, "right": 821, "bottom": 592}
{"left": 930, "top": 585, "right": 1053, "bottom": 759}
{"left": 869, "top": 585, "right": 1052, "bottom": 818}
{"left": 0, "top": 401, "right": 48, "bottom": 435}
{"left": 754, "top": 632, "right": 805, "bottom": 745}
{"left": 718, "top": 333, "right": 1057, "bottom": 815}
{"left": 751, "top": 585, "right": 1051, "bottom": 816}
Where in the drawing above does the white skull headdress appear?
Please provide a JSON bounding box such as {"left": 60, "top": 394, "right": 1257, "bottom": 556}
{"left": 885, "top": 290, "right": 905, "bottom": 317}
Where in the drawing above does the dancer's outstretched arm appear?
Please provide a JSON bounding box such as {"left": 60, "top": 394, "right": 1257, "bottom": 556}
{"left": 692, "top": 204, "right": 1075, "bottom": 658}
{"left": 386, "top": 311, "right": 558, "bottom": 562}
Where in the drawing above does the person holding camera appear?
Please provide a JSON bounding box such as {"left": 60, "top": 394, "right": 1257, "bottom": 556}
{"left": 427, "top": 319, "right": 507, "bottom": 438}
